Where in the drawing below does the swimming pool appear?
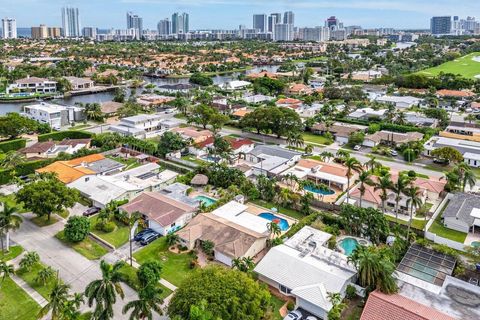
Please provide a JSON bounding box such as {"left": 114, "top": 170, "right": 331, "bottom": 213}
{"left": 304, "top": 185, "right": 335, "bottom": 195}
{"left": 339, "top": 237, "right": 359, "bottom": 256}
{"left": 258, "top": 212, "right": 290, "bottom": 231}
{"left": 195, "top": 195, "right": 217, "bottom": 207}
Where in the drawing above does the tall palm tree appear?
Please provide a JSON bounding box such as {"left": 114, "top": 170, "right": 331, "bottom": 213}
{"left": 61, "top": 293, "right": 84, "bottom": 320}
{"left": 85, "top": 260, "right": 125, "bottom": 320}
{"left": 365, "top": 156, "right": 381, "bottom": 172}
{"left": 0, "top": 261, "right": 14, "bottom": 289}
{"left": 356, "top": 170, "right": 375, "bottom": 208}
{"left": 0, "top": 151, "right": 25, "bottom": 170}
{"left": 374, "top": 173, "right": 393, "bottom": 214}
{"left": 122, "top": 286, "right": 164, "bottom": 320}
{"left": 319, "top": 151, "right": 335, "bottom": 162}
{"left": 344, "top": 157, "right": 362, "bottom": 202}
{"left": 38, "top": 277, "right": 71, "bottom": 320}
{"left": 391, "top": 175, "right": 409, "bottom": 223}
{"left": 304, "top": 144, "right": 314, "bottom": 155}
{"left": 35, "top": 266, "right": 55, "bottom": 286}
{"left": 286, "top": 131, "right": 304, "bottom": 148}
{"left": 455, "top": 163, "right": 477, "bottom": 192}
{"left": 0, "top": 202, "right": 22, "bottom": 253}
{"left": 267, "top": 221, "right": 282, "bottom": 238}
{"left": 127, "top": 212, "right": 142, "bottom": 266}
{"left": 405, "top": 186, "right": 423, "bottom": 236}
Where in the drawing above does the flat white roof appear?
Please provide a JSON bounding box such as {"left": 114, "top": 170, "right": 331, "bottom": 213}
{"left": 24, "top": 103, "right": 67, "bottom": 113}
{"left": 211, "top": 201, "right": 269, "bottom": 234}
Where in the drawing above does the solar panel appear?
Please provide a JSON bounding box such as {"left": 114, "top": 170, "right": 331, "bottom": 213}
{"left": 136, "top": 172, "right": 157, "bottom": 180}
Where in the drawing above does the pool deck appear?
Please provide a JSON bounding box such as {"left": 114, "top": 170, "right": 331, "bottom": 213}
{"left": 336, "top": 235, "right": 372, "bottom": 255}
{"left": 246, "top": 203, "right": 297, "bottom": 233}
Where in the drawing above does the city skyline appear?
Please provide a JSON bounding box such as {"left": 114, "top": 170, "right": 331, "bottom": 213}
{"left": 1, "top": 0, "right": 479, "bottom": 30}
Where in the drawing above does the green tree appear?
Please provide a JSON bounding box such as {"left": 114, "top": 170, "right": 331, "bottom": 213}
{"left": 391, "top": 175, "right": 410, "bottom": 223}
{"left": 405, "top": 186, "right": 423, "bottom": 236}
{"left": 168, "top": 266, "right": 271, "bottom": 320}
{"left": 35, "top": 266, "right": 55, "bottom": 286}
{"left": 0, "top": 202, "right": 22, "bottom": 253}
{"left": 123, "top": 285, "right": 164, "bottom": 320}
{"left": 344, "top": 157, "right": 362, "bottom": 202}
{"left": 85, "top": 260, "right": 125, "bottom": 320}
{"left": 286, "top": 131, "right": 304, "bottom": 148}
{"left": 231, "top": 257, "right": 255, "bottom": 273}
{"left": 17, "top": 176, "right": 79, "bottom": 221}
{"left": 169, "top": 97, "right": 189, "bottom": 115}
{"left": 347, "top": 131, "right": 365, "bottom": 147}
{"left": 189, "top": 104, "right": 215, "bottom": 129}
{"left": 137, "top": 261, "right": 162, "bottom": 288}
{"left": 374, "top": 173, "right": 393, "bottom": 214}
{"left": 0, "top": 113, "right": 37, "bottom": 139}
{"left": 38, "top": 278, "right": 72, "bottom": 320}
{"left": 189, "top": 73, "right": 214, "bottom": 86}
{"left": 0, "top": 151, "right": 26, "bottom": 170}
{"left": 84, "top": 103, "right": 104, "bottom": 121}
{"left": 113, "top": 87, "right": 126, "bottom": 103}
{"left": 19, "top": 251, "right": 39, "bottom": 271}
{"left": 267, "top": 221, "right": 282, "bottom": 238}
{"left": 157, "top": 131, "right": 187, "bottom": 158}
{"left": 356, "top": 170, "right": 375, "bottom": 208}
{"left": 431, "top": 147, "right": 464, "bottom": 164}
{"left": 0, "top": 261, "right": 14, "bottom": 289}
{"left": 64, "top": 216, "right": 91, "bottom": 243}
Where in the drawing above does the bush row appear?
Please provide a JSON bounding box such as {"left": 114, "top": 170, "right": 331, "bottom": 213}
{"left": 38, "top": 130, "right": 93, "bottom": 142}
{"left": 0, "top": 138, "right": 26, "bottom": 152}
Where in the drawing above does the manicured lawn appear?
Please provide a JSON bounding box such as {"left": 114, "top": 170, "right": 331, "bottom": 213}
{"left": 385, "top": 215, "right": 427, "bottom": 230}
{"left": 68, "top": 124, "right": 90, "bottom": 130}
{"left": 0, "top": 277, "right": 41, "bottom": 320}
{"left": 0, "top": 194, "right": 27, "bottom": 213}
{"left": 90, "top": 216, "right": 130, "bottom": 248}
{"left": 302, "top": 133, "right": 332, "bottom": 145}
{"left": 118, "top": 264, "right": 173, "bottom": 300}
{"left": 0, "top": 245, "right": 23, "bottom": 262}
{"left": 417, "top": 52, "right": 480, "bottom": 79}
{"left": 31, "top": 215, "right": 59, "bottom": 227}
{"left": 428, "top": 201, "right": 468, "bottom": 243}
{"left": 181, "top": 155, "right": 208, "bottom": 166}
{"left": 16, "top": 262, "right": 57, "bottom": 300}
{"left": 251, "top": 199, "right": 304, "bottom": 220}
{"left": 133, "top": 237, "right": 195, "bottom": 287}
{"left": 269, "top": 295, "right": 286, "bottom": 320}
{"left": 56, "top": 231, "right": 109, "bottom": 260}
{"left": 106, "top": 155, "right": 141, "bottom": 170}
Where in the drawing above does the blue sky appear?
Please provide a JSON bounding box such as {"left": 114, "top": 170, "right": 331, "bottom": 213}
{"left": 1, "top": 0, "right": 479, "bottom": 29}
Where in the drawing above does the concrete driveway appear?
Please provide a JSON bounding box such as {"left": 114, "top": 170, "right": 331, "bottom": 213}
{"left": 10, "top": 214, "right": 149, "bottom": 319}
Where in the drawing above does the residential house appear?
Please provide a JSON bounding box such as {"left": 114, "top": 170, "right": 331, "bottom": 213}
{"left": 254, "top": 226, "right": 357, "bottom": 319}
{"left": 110, "top": 113, "right": 178, "bottom": 139}
{"left": 363, "top": 130, "right": 424, "bottom": 147}
{"left": 136, "top": 94, "right": 175, "bottom": 108}
{"left": 219, "top": 80, "right": 251, "bottom": 91}
{"left": 68, "top": 163, "right": 177, "bottom": 208}
{"left": 190, "top": 136, "right": 254, "bottom": 159}
{"left": 246, "top": 145, "right": 302, "bottom": 177}
{"left": 343, "top": 70, "right": 382, "bottom": 82}
{"left": 176, "top": 202, "right": 269, "bottom": 266}
{"left": 19, "top": 138, "right": 91, "bottom": 159}
{"left": 7, "top": 76, "right": 57, "bottom": 94}
{"left": 156, "top": 83, "right": 198, "bottom": 94}
{"left": 241, "top": 94, "right": 275, "bottom": 104}
{"left": 100, "top": 101, "right": 123, "bottom": 118}
{"left": 280, "top": 159, "right": 356, "bottom": 192}
{"left": 311, "top": 122, "right": 368, "bottom": 145}
{"left": 424, "top": 136, "right": 480, "bottom": 167}
{"left": 404, "top": 112, "right": 438, "bottom": 128}
{"left": 376, "top": 95, "right": 422, "bottom": 109}
{"left": 276, "top": 98, "right": 303, "bottom": 111}
{"left": 442, "top": 192, "right": 480, "bottom": 234}
{"left": 120, "top": 191, "right": 197, "bottom": 235}
{"left": 286, "top": 83, "right": 313, "bottom": 95}
{"left": 23, "top": 102, "right": 85, "bottom": 130}
{"left": 231, "top": 108, "right": 252, "bottom": 119}
{"left": 171, "top": 127, "right": 213, "bottom": 144}
{"left": 441, "top": 124, "right": 480, "bottom": 143}
{"left": 64, "top": 77, "right": 95, "bottom": 91}
{"left": 347, "top": 107, "right": 387, "bottom": 121}
{"left": 436, "top": 89, "right": 476, "bottom": 100}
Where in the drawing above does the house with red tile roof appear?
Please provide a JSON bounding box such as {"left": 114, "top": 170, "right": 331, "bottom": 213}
{"left": 190, "top": 136, "right": 255, "bottom": 159}
{"left": 436, "top": 89, "right": 476, "bottom": 99}
{"left": 360, "top": 291, "right": 456, "bottom": 320}
{"left": 287, "top": 83, "right": 314, "bottom": 95}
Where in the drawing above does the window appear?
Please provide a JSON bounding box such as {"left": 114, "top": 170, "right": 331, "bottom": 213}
{"left": 279, "top": 285, "right": 292, "bottom": 294}
{"left": 171, "top": 222, "right": 176, "bottom": 228}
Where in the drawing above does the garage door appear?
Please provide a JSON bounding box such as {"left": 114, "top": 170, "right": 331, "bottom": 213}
{"left": 214, "top": 250, "right": 233, "bottom": 266}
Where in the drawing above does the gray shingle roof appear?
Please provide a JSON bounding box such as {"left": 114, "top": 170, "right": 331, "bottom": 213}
{"left": 250, "top": 145, "right": 301, "bottom": 160}
{"left": 442, "top": 192, "right": 480, "bottom": 225}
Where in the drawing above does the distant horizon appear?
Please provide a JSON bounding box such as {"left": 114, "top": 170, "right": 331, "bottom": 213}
{"left": 0, "top": 0, "right": 478, "bottom": 31}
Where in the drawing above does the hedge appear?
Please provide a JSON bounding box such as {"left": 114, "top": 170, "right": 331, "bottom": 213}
{"left": 335, "top": 117, "right": 438, "bottom": 136}
{"left": 38, "top": 131, "right": 93, "bottom": 142}
{"left": 0, "top": 139, "right": 26, "bottom": 152}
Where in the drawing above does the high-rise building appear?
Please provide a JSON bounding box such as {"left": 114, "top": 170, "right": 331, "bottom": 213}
{"left": 268, "top": 13, "right": 281, "bottom": 33}
{"left": 126, "top": 12, "right": 143, "bottom": 40}
{"left": 326, "top": 16, "right": 339, "bottom": 29}
{"left": 300, "top": 26, "right": 330, "bottom": 42}
{"left": 157, "top": 19, "right": 171, "bottom": 36}
{"left": 283, "top": 11, "right": 294, "bottom": 25}
{"left": 172, "top": 12, "right": 189, "bottom": 34}
{"left": 253, "top": 14, "right": 267, "bottom": 33}
{"left": 48, "top": 27, "right": 61, "bottom": 38}
{"left": 82, "top": 27, "right": 97, "bottom": 39}
{"left": 430, "top": 16, "right": 452, "bottom": 35}
{"left": 31, "top": 25, "right": 48, "bottom": 39}
{"left": 274, "top": 23, "right": 293, "bottom": 41}
{"left": 2, "top": 17, "right": 17, "bottom": 39}
{"left": 61, "top": 7, "right": 81, "bottom": 37}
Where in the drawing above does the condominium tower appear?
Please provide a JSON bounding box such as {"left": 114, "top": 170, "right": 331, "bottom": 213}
{"left": 127, "top": 12, "right": 143, "bottom": 40}
{"left": 2, "top": 17, "right": 17, "bottom": 39}
{"left": 61, "top": 7, "right": 81, "bottom": 37}
{"left": 172, "top": 12, "right": 189, "bottom": 34}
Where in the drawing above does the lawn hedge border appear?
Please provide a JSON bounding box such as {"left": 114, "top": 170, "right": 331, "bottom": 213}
{"left": 0, "top": 138, "right": 26, "bottom": 152}
{"left": 38, "top": 130, "right": 93, "bottom": 142}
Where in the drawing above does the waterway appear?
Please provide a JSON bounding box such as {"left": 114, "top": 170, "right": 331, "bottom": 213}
{"left": 0, "top": 65, "right": 280, "bottom": 115}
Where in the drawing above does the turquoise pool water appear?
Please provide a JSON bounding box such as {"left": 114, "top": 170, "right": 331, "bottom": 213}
{"left": 304, "top": 185, "right": 335, "bottom": 195}
{"left": 259, "top": 212, "right": 289, "bottom": 231}
{"left": 195, "top": 195, "right": 217, "bottom": 207}
{"left": 339, "top": 237, "right": 359, "bottom": 256}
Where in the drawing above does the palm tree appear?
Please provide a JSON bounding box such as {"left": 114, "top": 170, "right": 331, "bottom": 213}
{"left": 286, "top": 131, "right": 304, "bottom": 148}
{"left": 127, "top": 212, "right": 142, "bottom": 266}
{"left": 122, "top": 285, "right": 164, "bottom": 320}
{"left": 85, "top": 260, "right": 125, "bottom": 320}
{"left": 38, "top": 278, "right": 71, "bottom": 320}
{"left": 374, "top": 173, "right": 393, "bottom": 214}
{"left": 267, "top": 221, "right": 282, "bottom": 238}
{"left": 465, "top": 114, "right": 477, "bottom": 124}
{"left": 35, "top": 266, "right": 55, "bottom": 286}
{"left": 0, "top": 261, "right": 14, "bottom": 289}
{"left": 455, "top": 163, "right": 477, "bottom": 192}
{"left": 344, "top": 157, "right": 362, "bottom": 202}
{"left": 405, "top": 186, "right": 423, "bottom": 237}
{"left": 0, "top": 202, "right": 22, "bottom": 253}
{"left": 19, "top": 251, "right": 40, "bottom": 271}
{"left": 232, "top": 257, "right": 255, "bottom": 273}
{"left": 0, "top": 151, "right": 25, "bottom": 169}
{"left": 391, "top": 175, "right": 409, "bottom": 223}
{"left": 304, "top": 144, "right": 314, "bottom": 155}
{"left": 356, "top": 170, "right": 375, "bottom": 208}
{"left": 61, "top": 293, "right": 84, "bottom": 320}
{"left": 365, "top": 156, "right": 381, "bottom": 172}
{"left": 319, "top": 151, "right": 335, "bottom": 162}
{"left": 276, "top": 188, "right": 292, "bottom": 208}
{"left": 166, "top": 233, "right": 180, "bottom": 247}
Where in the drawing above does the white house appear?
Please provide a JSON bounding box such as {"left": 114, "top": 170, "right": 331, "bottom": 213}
{"left": 220, "top": 80, "right": 251, "bottom": 91}
{"left": 424, "top": 136, "right": 480, "bottom": 168}
{"left": 109, "top": 113, "right": 175, "bottom": 139}
{"left": 64, "top": 77, "right": 95, "bottom": 91}
{"left": 376, "top": 95, "right": 422, "bottom": 109}
{"left": 23, "top": 102, "right": 85, "bottom": 129}
{"left": 254, "top": 226, "right": 357, "bottom": 319}
{"left": 246, "top": 145, "right": 302, "bottom": 177}
{"left": 347, "top": 107, "right": 387, "bottom": 120}
{"left": 7, "top": 76, "right": 57, "bottom": 94}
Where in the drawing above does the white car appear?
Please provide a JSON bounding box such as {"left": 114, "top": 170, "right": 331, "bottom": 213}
{"left": 283, "top": 310, "right": 303, "bottom": 320}
{"left": 390, "top": 150, "right": 398, "bottom": 156}
{"left": 305, "top": 316, "right": 318, "bottom": 320}
{"left": 353, "top": 145, "right": 361, "bottom": 151}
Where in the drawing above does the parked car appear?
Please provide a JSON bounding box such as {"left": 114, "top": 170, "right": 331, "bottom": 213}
{"left": 82, "top": 207, "right": 100, "bottom": 217}
{"left": 390, "top": 150, "right": 398, "bottom": 156}
{"left": 140, "top": 232, "right": 161, "bottom": 246}
{"left": 433, "top": 158, "right": 450, "bottom": 165}
{"left": 353, "top": 145, "right": 361, "bottom": 151}
{"left": 283, "top": 310, "right": 303, "bottom": 320}
{"left": 133, "top": 228, "right": 155, "bottom": 242}
{"left": 305, "top": 316, "right": 318, "bottom": 320}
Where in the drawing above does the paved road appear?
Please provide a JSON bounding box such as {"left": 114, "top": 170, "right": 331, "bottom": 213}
{"left": 10, "top": 214, "right": 149, "bottom": 319}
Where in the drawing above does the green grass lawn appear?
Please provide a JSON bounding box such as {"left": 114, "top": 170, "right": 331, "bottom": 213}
{"left": 385, "top": 215, "right": 427, "bottom": 230}
{"left": 250, "top": 199, "right": 304, "bottom": 220}
{"left": 56, "top": 231, "right": 109, "bottom": 260}
{"left": 16, "top": 262, "right": 57, "bottom": 300}
{"left": 133, "top": 237, "right": 195, "bottom": 287}
{"left": 89, "top": 216, "right": 130, "bottom": 248}
{"left": 118, "top": 264, "right": 173, "bottom": 300}
{"left": 68, "top": 124, "right": 91, "bottom": 130}
{"left": 302, "top": 133, "right": 332, "bottom": 145}
{"left": 416, "top": 52, "right": 480, "bottom": 79}
{"left": 428, "top": 202, "right": 468, "bottom": 243}
{"left": 181, "top": 155, "right": 208, "bottom": 166}
{"left": 0, "top": 277, "right": 41, "bottom": 320}
{"left": 0, "top": 245, "right": 23, "bottom": 262}
{"left": 30, "top": 215, "right": 59, "bottom": 227}
{"left": 106, "top": 155, "right": 141, "bottom": 170}
{"left": 269, "top": 295, "right": 286, "bottom": 320}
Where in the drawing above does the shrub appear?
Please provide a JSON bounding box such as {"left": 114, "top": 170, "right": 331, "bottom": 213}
{"left": 64, "top": 216, "right": 91, "bottom": 242}
{"left": 327, "top": 236, "right": 337, "bottom": 250}
{"left": 101, "top": 221, "right": 116, "bottom": 233}
{"left": 38, "top": 130, "right": 93, "bottom": 142}
{"left": 286, "top": 301, "right": 295, "bottom": 311}
{"left": 137, "top": 261, "right": 163, "bottom": 287}
{"left": 346, "top": 284, "right": 357, "bottom": 300}
{"left": 0, "top": 138, "right": 26, "bottom": 152}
